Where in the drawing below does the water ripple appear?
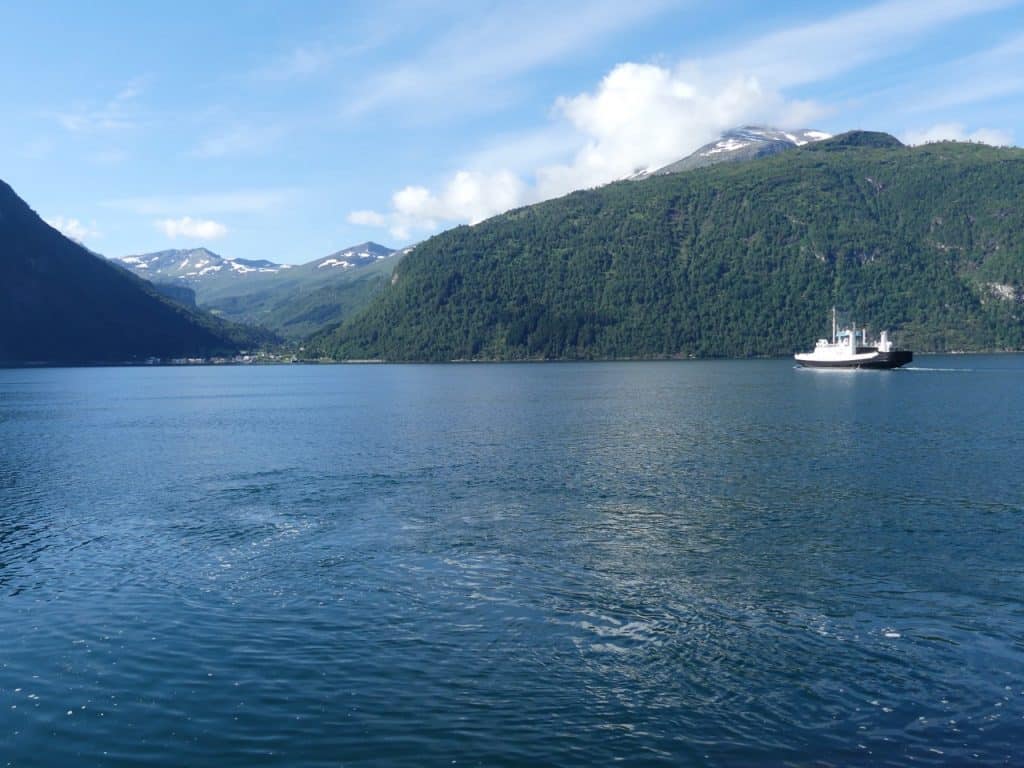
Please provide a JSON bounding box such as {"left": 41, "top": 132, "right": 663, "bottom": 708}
{"left": 1, "top": 359, "right": 1022, "bottom": 766}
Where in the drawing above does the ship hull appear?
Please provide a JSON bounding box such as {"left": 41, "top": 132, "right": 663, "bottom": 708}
{"left": 795, "top": 350, "right": 913, "bottom": 369}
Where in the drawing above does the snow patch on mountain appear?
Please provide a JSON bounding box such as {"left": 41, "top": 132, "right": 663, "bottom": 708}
{"left": 319, "top": 257, "right": 355, "bottom": 269}
{"left": 115, "top": 241, "right": 398, "bottom": 288}
{"left": 314, "top": 243, "right": 394, "bottom": 270}
{"left": 648, "top": 126, "right": 833, "bottom": 176}
{"left": 115, "top": 247, "right": 289, "bottom": 282}
{"left": 705, "top": 138, "right": 752, "bottom": 155}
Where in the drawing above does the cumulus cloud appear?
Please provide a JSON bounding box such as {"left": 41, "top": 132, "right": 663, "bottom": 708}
{"left": 537, "top": 62, "right": 822, "bottom": 197}
{"left": 355, "top": 171, "right": 529, "bottom": 240}
{"left": 156, "top": 217, "right": 228, "bottom": 240}
{"left": 46, "top": 216, "right": 101, "bottom": 243}
{"left": 390, "top": 171, "right": 527, "bottom": 237}
{"left": 348, "top": 0, "right": 1016, "bottom": 239}
{"left": 902, "top": 123, "right": 1013, "bottom": 146}
{"left": 351, "top": 61, "right": 821, "bottom": 238}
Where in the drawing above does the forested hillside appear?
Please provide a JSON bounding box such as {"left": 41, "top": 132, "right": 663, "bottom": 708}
{"left": 202, "top": 252, "right": 398, "bottom": 339}
{"left": 312, "top": 132, "right": 1024, "bottom": 360}
{"left": 0, "top": 180, "right": 269, "bottom": 364}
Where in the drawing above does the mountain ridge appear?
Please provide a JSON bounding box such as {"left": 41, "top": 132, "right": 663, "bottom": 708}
{"left": 630, "top": 126, "right": 833, "bottom": 179}
{"left": 0, "top": 179, "right": 268, "bottom": 364}
{"left": 118, "top": 247, "right": 290, "bottom": 282}
{"left": 117, "top": 240, "right": 396, "bottom": 283}
{"left": 116, "top": 241, "right": 401, "bottom": 340}
{"left": 310, "top": 132, "right": 1024, "bottom": 361}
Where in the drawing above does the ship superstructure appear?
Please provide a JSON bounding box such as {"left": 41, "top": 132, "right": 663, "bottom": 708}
{"left": 794, "top": 309, "right": 912, "bottom": 369}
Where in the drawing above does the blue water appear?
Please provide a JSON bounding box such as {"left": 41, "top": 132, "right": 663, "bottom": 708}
{"left": 1, "top": 358, "right": 1022, "bottom": 766}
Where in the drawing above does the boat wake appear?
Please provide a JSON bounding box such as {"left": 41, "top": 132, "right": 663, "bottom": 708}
{"left": 904, "top": 366, "right": 976, "bottom": 372}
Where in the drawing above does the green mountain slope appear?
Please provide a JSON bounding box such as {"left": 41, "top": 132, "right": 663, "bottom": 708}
{"left": 151, "top": 281, "right": 197, "bottom": 308}
{"left": 201, "top": 249, "right": 401, "bottom": 339}
{"left": 0, "top": 179, "right": 270, "bottom": 364}
{"left": 311, "top": 132, "right": 1024, "bottom": 361}
{"left": 118, "top": 242, "right": 400, "bottom": 340}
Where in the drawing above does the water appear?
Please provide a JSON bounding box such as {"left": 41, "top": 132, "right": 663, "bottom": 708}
{"left": 1, "top": 358, "right": 1022, "bottom": 766}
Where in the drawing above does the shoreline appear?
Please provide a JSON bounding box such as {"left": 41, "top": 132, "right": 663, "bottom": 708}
{"left": 2, "top": 349, "right": 1022, "bottom": 370}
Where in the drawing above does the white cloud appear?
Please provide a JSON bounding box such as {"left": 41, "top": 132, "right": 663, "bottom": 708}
{"left": 903, "top": 123, "right": 1013, "bottom": 146}
{"left": 347, "top": 210, "right": 388, "bottom": 227}
{"left": 901, "top": 32, "right": 1024, "bottom": 113}
{"left": 347, "top": 0, "right": 676, "bottom": 117}
{"left": 349, "top": 0, "right": 1017, "bottom": 238}
{"left": 356, "top": 171, "right": 528, "bottom": 240}
{"left": 57, "top": 111, "right": 133, "bottom": 133}
{"left": 701, "top": 0, "right": 1017, "bottom": 90}
{"left": 46, "top": 216, "right": 101, "bottom": 243}
{"left": 351, "top": 61, "right": 823, "bottom": 237}
{"left": 55, "top": 79, "right": 148, "bottom": 133}
{"left": 252, "top": 15, "right": 394, "bottom": 83}
{"left": 156, "top": 217, "right": 228, "bottom": 240}
{"left": 393, "top": 171, "right": 528, "bottom": 239}
{"left": 538, "top": 62, "right": 823, "bottom": 197}
{"left": 463, "top": 126, "right": 582, "bottom": 175}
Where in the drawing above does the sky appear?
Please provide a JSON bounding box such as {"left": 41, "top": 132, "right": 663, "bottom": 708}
{"left": 1, "top": 0, "right": 1022, "bottom": 264}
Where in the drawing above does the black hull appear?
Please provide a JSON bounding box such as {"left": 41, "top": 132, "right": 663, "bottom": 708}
{"left": 797, "top": 350, "right": 913, "bottom": 369}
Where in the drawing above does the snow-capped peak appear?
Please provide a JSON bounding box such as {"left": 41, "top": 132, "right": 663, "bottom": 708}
{"left": 313, "top": 242, "right": 395, "bottom": 269}
{"left": 114, "top": 247, "right": 287, "bottom": 282}
{"left": 648, "top": 126, "right": 833, "bottom": 176}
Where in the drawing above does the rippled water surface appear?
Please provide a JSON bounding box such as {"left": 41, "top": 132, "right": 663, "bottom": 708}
{"left": 1, "top": 359, "right": 1023, "bottom": 766}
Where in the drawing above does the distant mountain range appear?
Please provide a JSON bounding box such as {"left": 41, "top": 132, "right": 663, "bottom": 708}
{"left": 115, "top": 242, "right": 404, "bottom": 340}
{"left": 119, "top": 247, "right": 287, "bottom": 281}
{"left": 0, "top": 179, "right": 269, "bottom": 364}
{"left": 9, "top": 124, "right": 1023, "bottom": 365}
{"left": 117, "top": 127, "right": 839, "bottom": 341}
{"left": 107, "top": 126, "right": 838, "bottom": 344}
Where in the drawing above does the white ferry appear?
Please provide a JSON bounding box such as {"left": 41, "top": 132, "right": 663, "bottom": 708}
{"left": 794, "top": 309, "right": 912, "bottom": 369}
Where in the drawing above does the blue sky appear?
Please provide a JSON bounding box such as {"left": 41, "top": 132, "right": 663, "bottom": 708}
{"left": 1, "top": 0, "right": 1022, "bottom": 263}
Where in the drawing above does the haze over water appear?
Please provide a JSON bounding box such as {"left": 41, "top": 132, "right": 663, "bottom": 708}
{"left": 1, "top": 359, "right": 1022, "bottom": 766}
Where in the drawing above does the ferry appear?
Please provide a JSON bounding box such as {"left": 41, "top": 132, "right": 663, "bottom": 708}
{"left": 794, "top": 309, "right": 912, "bottom": 369}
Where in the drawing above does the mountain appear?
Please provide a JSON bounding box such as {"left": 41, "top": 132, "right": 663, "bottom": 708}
{"left": 117, "top": 241, "right": 401, "bottom": 340}
{"left": 305, "top": 241, "right": 396, "bottom": 271}
{"left": 0, "top": 180, "right": 269, "bottom": 364}
{"left": 201, "top": 246, "right": 404, "bottom": 340}
{"left": 151, "top": 281, "right": 197, "bottom": 308}
{"left": 117, "top": 247, "right": 291, "bottom": 290}
{"left": 641, "top": 126, "right": 832, "bottom": 177}
{"left": 310, "top": 132, "right": 1024, "bottom": 361}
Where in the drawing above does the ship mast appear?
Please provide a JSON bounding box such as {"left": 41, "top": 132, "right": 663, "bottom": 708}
{"left": 832, "top": 307, "right": 837, "bottom": 344}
